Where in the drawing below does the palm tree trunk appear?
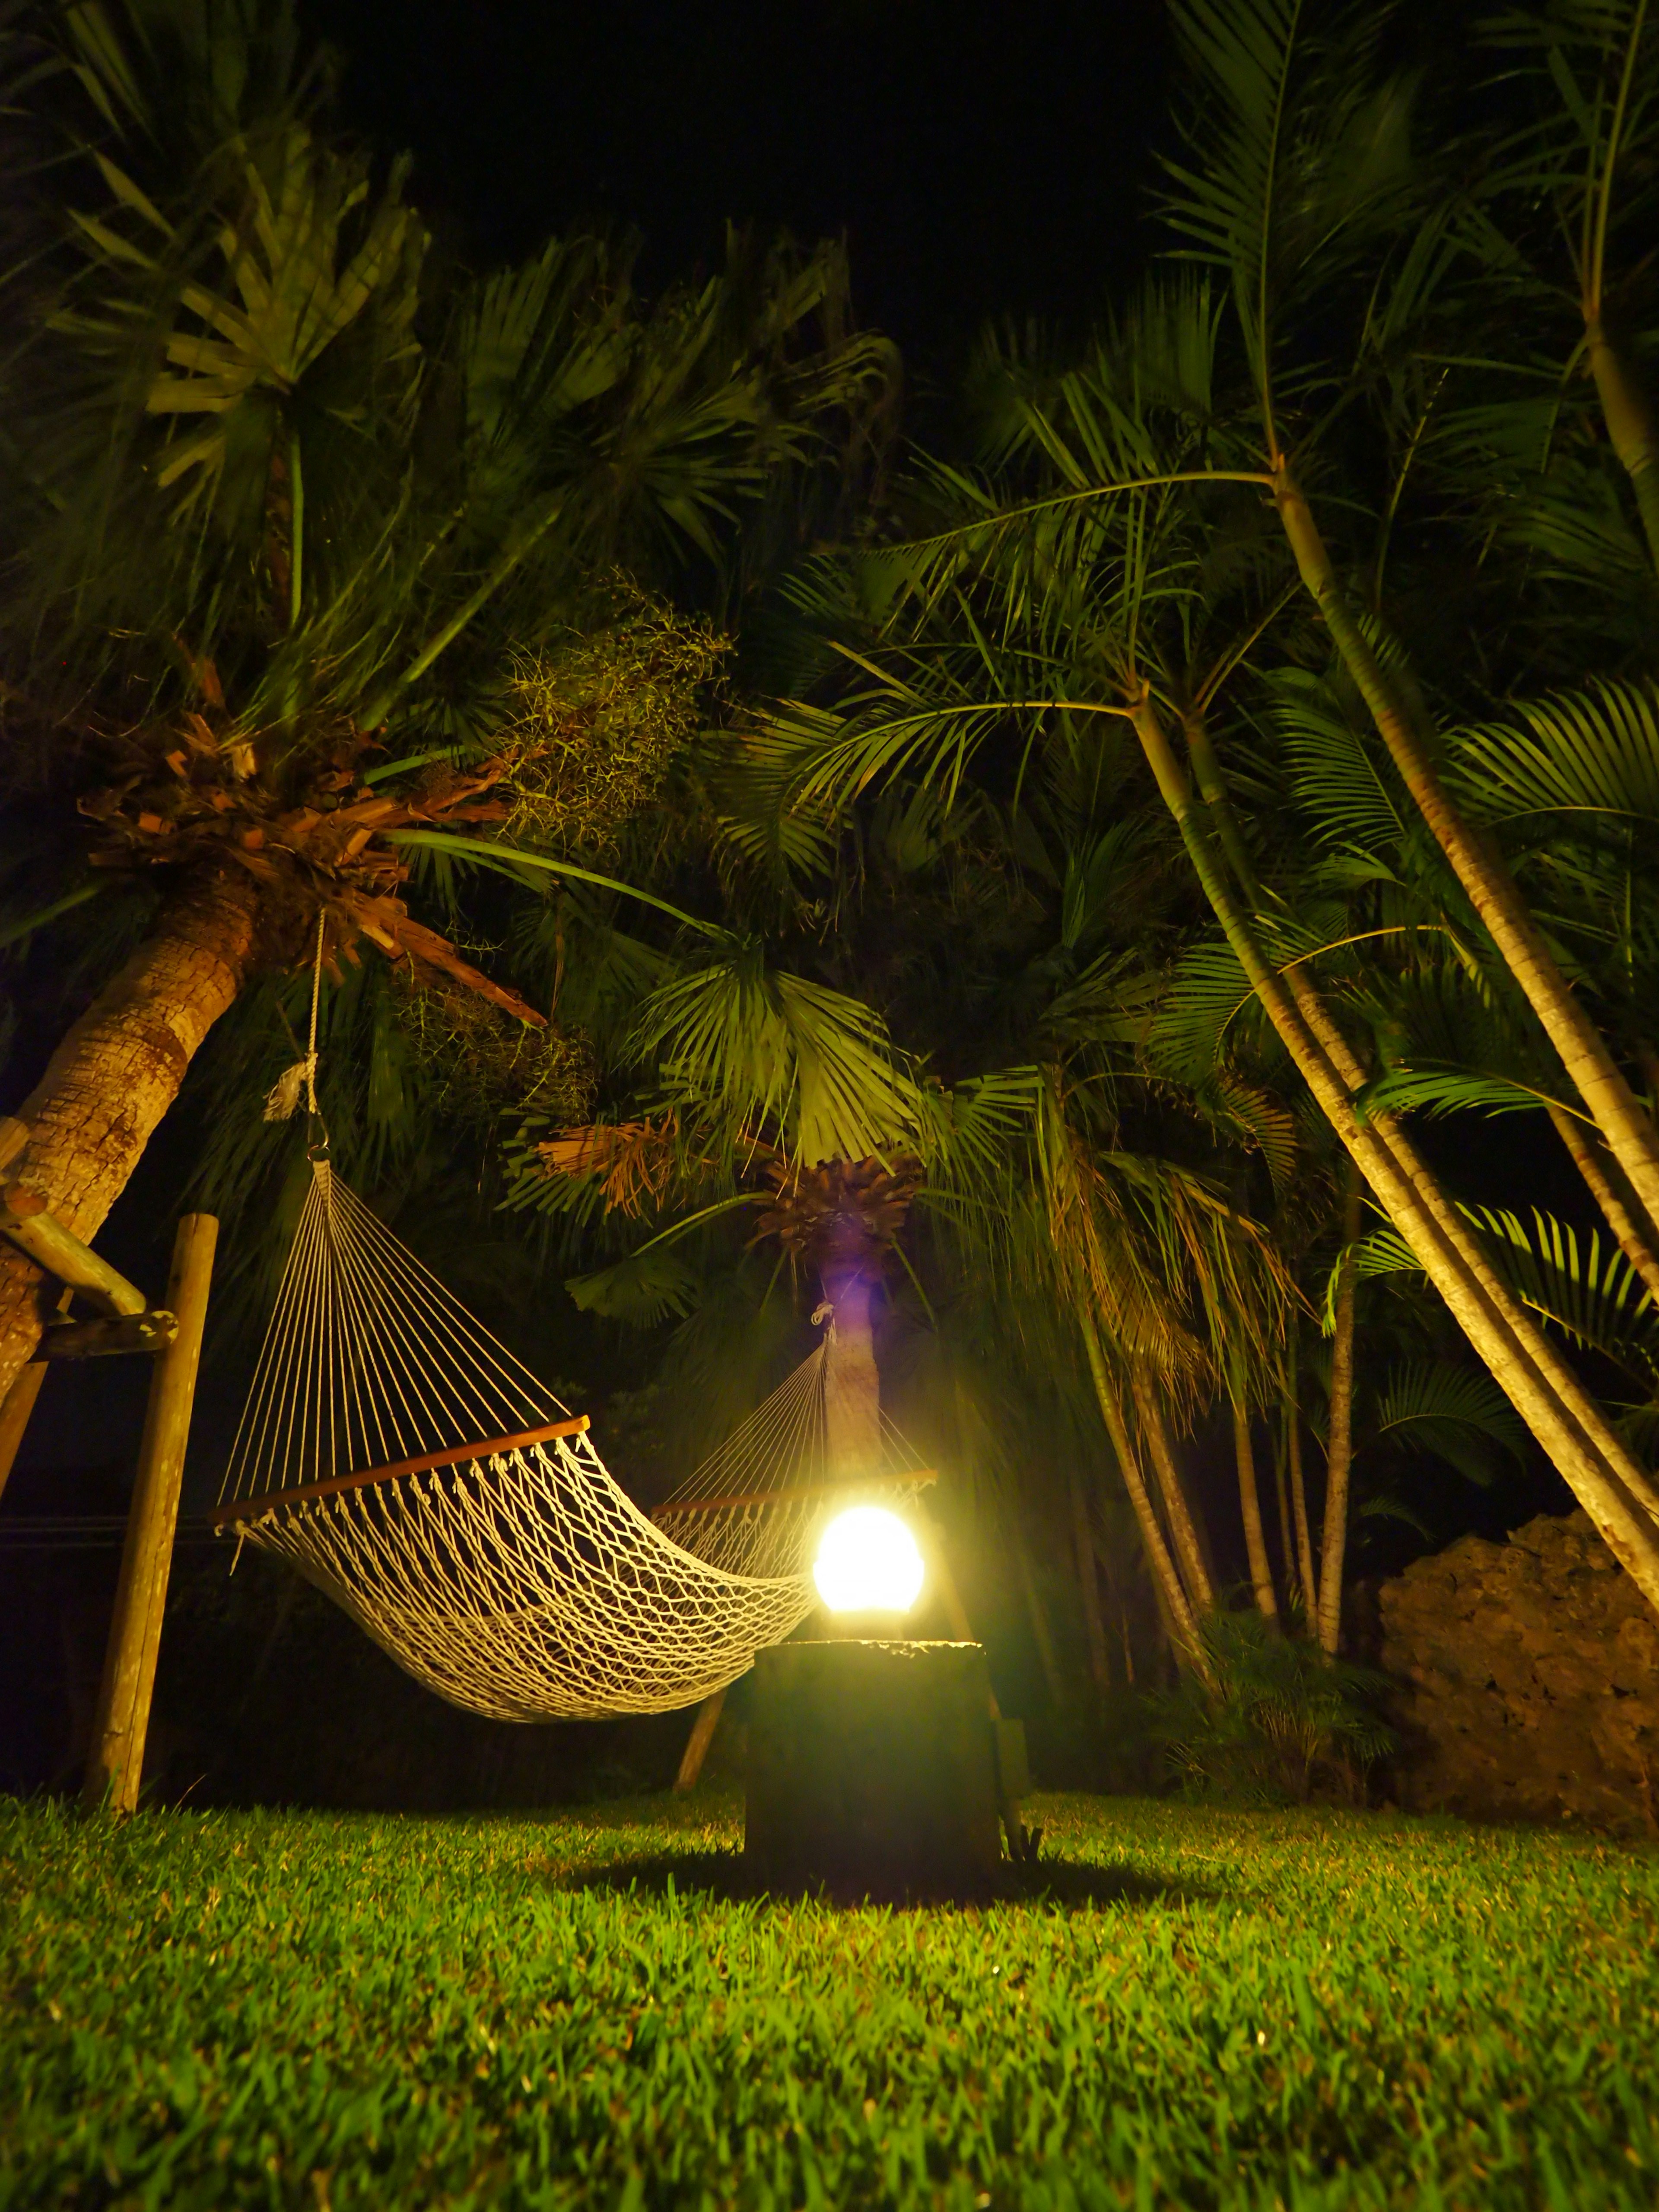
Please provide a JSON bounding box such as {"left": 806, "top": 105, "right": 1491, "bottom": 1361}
{"left": 1586, "top": 322, "right": 1659, "bottom": 573}
{"left": 0, "top": 867, "right": 261, "bottom": 1402}
{"left": 1131, "top": 1375, "right": 1216, "bottom": 1615}
{"left": 1068, "top": 1463, "right": 1111, "bottom": 1692}
{"left": 1079, "top": 1319, "right": 1203, "bottom": 1667}
{"left": 1271, "top": 464, "right": 1659, "bottom": 1243}
{"left": 1271, "top": 1420, "right": 1295, "bottom": 1608}
{"left": 1318, "top": 1168, "right": 1362, "bottom": 1658}
{"left": 819, "top": 1261, "right": 881, "bottom": 1480}
{"left": 1233, "top": 1403, "right": 1280, "bottom": 1626}
{"left": 1546, "top": 1102, "right": 1659, "bottom": 1306}
{"left": 1286, "top": 1360, "right": 1319, "bottom": 1627}
{"left": 1130, "top": 688, "right": 1659, "bottom": 1618}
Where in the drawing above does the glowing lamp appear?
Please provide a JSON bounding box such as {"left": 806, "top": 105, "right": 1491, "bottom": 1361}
{"left": 812, "top": 1506, "right": 925, "bottom": 1615}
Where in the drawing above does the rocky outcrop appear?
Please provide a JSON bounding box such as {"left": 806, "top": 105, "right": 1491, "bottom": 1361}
{"left": 1379, "top": 1510, "right": 1659, "bottom": 1831}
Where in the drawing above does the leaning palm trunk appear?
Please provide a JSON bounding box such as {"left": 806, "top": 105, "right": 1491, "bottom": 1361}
{"left": 1079, "top": 1319, "right": 1204, "bottom": 1670}
{"left": 0, "top": 868, "right": 261, "bottom": 1401}
{"left": 1131, "top": 687, "right": 1659, "bottom": 1619}
{"left": 1317, "top": 1169, "right": 1362, "bottom": 1658}
{"left": 1131, "top": 1376, "right": 1216, "bottom": 1616}
{"left": 1271, "top": 466, "right": 1659, "bottom": 1244}
{"left": 1545, "top": 1102, "right": 1659, "bottom": 1306}
{"left": 1586, "top": 322, "right": 1659, "bottom": 574}
{"left": 1232, "top": 1403, "right": 1280, "bottom": 1627}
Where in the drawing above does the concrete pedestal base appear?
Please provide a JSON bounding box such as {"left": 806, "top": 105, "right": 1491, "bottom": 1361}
{"left": 744, "top": 1639, "right": 1001, "bottom": 1897}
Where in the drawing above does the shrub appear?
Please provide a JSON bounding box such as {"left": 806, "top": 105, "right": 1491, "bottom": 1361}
{"left": 1147, "top": 1611, "right": 1395, "bottom": 1806}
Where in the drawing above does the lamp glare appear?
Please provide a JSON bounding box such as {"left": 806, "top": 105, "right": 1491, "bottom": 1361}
{"left": 812, "top": 1506, "right": 925, "bottom": 1615}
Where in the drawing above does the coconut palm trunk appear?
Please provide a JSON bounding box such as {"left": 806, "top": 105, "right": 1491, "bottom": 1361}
{"left": 0, "top": 868, "right": 261, "bottom": 1402}
{"left": 1271, "top": 467, "right": 1659, "bottom": 1243}
{"left": 1130, "top": 686, "right": 1659, "bottom": 1618}
{"left": 1318, "top": 1169, "right": 1362, "bottom": 1658}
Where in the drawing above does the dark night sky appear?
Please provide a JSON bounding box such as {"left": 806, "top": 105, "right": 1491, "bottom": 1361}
{"left": 302, "top": 0, "right": 1172, "bottom": 369}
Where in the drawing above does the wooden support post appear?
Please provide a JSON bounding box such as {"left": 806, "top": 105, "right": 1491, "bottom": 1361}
{"left": 83, "top": 1214, "right": 217, "bottom": 1815}
{"left": 673, "top": 1686, "right": 728, "bottom": 1792}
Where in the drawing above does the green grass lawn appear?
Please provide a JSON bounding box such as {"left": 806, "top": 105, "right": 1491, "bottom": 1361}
{"left": 3, "top": 1791, "right": 1657, "bottom": 2211}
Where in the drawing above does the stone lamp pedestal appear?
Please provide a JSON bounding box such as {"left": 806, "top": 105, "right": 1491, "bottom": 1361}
{"left": 744, "top": 1638, "right": 1002, "bottom": 1897}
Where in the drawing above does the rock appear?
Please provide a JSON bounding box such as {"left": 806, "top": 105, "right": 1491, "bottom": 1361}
{"left": 1379, "top": 1510, "right": 1659, "bottom": 1831}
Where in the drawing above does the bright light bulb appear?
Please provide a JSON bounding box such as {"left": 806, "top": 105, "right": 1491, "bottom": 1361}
{"left": 812, "top": 1506, "right": 925, "bottom": 1615}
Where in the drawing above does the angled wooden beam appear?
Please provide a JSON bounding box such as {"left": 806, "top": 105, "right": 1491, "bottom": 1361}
{"left": 0, "top": 1185, "right": 149, "bottom": 1318}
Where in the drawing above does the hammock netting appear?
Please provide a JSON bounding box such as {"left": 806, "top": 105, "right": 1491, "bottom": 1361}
{"left": 212, "top": 1160, "right": 929, "bottom": 1721}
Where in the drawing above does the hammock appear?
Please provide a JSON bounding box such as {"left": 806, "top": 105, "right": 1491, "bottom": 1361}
{"left": 210, "top": 1158, "right": 931, "bottom": 1721}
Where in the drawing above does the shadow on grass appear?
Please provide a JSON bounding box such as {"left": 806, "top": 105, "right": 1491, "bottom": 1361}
{"left": 542, "top": 1848, "right": 1219, "bottom": 1913}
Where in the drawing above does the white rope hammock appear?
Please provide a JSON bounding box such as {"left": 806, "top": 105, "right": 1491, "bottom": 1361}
{"left": 211, "top": 1157, "right": 931, "bottom": 1721}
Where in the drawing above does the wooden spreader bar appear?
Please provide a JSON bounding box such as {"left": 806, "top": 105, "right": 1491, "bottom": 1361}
{"left": 207, "top": 1415, "right": 591, "bottom": 1526}
{"left": 653, "top": 1466, "right": 936, "bottom": 1521}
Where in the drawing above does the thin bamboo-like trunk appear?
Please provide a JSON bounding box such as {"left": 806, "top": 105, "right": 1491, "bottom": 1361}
{"left": 1547, "top": 1102, "right": 1659, "bottom": 1306}
{"left": 1068, "top": 1464, "right": 1111, "bottom": 1691}
{"left": 1586, "top": 322, "right": 1659, "bottom": 573}
{"left": 1131, "top": 1376, "right": 1215, "bottom": 1614}
{"left": 0, "top": 870, "right": 259, "bottom": 1403}
{"left": 1286, "top": 1365, "right": 1319, "bottom": 1627}
{"left": 1318, "top": 1169, "right": 1362, "bottom": 1658}
{"left": 1233, "top": 1403, "right": 1280, "bottom": 1625}
{"left": 1283, "top": 966, "right": 1659, "bottom": 1526}
{"left": 1130, "top": 688, "right": 1659, "bottom": 1618}
{"left": 83, "top": 1213, "right": 217, "bottom": 1814}
{"left": 1272, "top": 1417, "right": 1296, "bottom": 1609}
{"left": 1272, "top": 465, "right": 1659, "bottom": 1243}
{"left": 1081, "top": 1322, "right": 1204, "bottom": 1671}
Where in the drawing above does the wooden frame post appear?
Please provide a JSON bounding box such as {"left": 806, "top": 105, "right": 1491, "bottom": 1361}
{"left": 83, "top": 1214, "right": 217, "bottom": 1814}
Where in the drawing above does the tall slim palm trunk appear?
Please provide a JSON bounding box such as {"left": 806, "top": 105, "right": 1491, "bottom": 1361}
{"left": 1080, "top": 1322, "right": 1206, "bottom": 1675}
{"left": 1318, "top": 1168, "right": 1363, "bottom": 1658}
{"left": 1131, "top": 1376, "right": 1215, "bottom": 1615}
{"left": 1131, "top": 688, "right": 1659, "bottom": 1619}
{"left": 1285, "top": 1359, "right": 1319, "bottom": 1627}
{"left": 1272, "top": 467, "right": 1659, "bottom": 1242}
{"left": 1232, "top": 1403, "right": 1280, "bottom": 1626}
{"left": 0, "top": 868, "right": 261, "bottom": 1402}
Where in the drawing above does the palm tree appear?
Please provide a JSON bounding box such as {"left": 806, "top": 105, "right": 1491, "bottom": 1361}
{"left": 0, "top": 0, "right": 894, "bottom": 1395}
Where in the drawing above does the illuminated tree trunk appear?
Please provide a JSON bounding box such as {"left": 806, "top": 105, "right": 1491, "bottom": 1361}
{"left": 1233, "top": 1403, "right": 1280, "bottom": 1627}
{"left": 0, "top": 868, "right": 261, "bottom": 1402}
{"left": 1131, "top": 687, "right": 1659, "bottom": 1619}
{"left": 1080, "top": 1321, "right": 1206, "bottom": 1676}
{"left": 1273, "top": 466, "right": 1659, "bottom": 1243}
{"left": 1131, "top": 1375, "right": 1215, "bottom": 1615}
{"left": 1286, "top": 1357, "right": 1319, "bottom": 1626}
{"left": 1318, "top": 1168, "right": 1362, "bottom": 1658}
{"left": 819, "top": 1248, "right": 882, "bottom": 1481}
